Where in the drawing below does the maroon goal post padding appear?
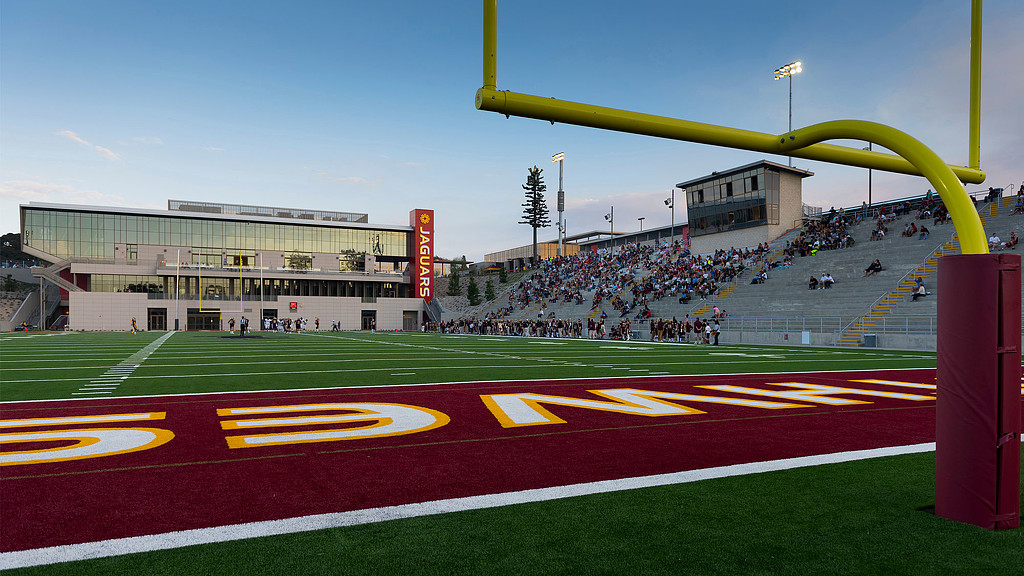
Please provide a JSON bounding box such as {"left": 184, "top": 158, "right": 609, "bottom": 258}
{"left": 936, "top": 253, "right": 1021, "bottom": 529}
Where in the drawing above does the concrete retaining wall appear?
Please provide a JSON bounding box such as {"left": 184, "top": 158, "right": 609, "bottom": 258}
{"left": 718, "top": 330, "right": 937, "bottom": 351}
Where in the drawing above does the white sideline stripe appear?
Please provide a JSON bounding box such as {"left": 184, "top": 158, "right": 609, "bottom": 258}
{"left": 0, "top": 442, "right": 935, "bottom": 569}
{"left": 2, "top": 366, "right": 934, "bottom": 405}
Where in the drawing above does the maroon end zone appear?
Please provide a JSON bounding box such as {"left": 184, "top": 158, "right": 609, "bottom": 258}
{"left": 1, "top": 369, "right": 942, "bottom": 552}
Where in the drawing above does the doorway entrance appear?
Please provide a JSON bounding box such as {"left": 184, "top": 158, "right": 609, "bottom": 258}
{"left": 403, "top": 311, "right": 418, "bottom": 331}
{"left": 187, "top": 308, "right": 220, "bottom": 331}
{"left": 147, "top": 308, "right": 167, "bottom": 331}
{"left": 361, "top": 310, "right": 376, "bottom": 331}
{"left": 262, "top": 309, "right": 277, "bottom": 331}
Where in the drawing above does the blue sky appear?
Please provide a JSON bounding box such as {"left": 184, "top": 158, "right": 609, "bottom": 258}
{"left": 2, "top": 0, "right": 1021, "bottom": 261}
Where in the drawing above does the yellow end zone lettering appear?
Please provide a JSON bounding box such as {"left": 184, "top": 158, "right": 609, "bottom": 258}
{"left": 697, "top": 382, "right": 935, "bottom": 405}
{"left": 480, "top": 388, "right": 810, "bottom": 428}
{"left": 0, "top": 412, "right": 172, "bottom": 466}
{"left": 218, "top": 402, "right": 450, "bottom": 448}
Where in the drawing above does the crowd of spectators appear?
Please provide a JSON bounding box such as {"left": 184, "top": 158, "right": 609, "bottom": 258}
{"left": 433, "top": 237, "right": 776, "bottom": 340}
{"left": 492, "top": 239, "right": 773, "bottom": 324}
{"left": 424, "top": 317, "right": 584, "bottom": 338}
{"left": 433, "top": 186, "right": 1021, "bottom": 342}
{"left": 785, "top": 212, "right": 855, "bottom": 256}
{"left": 647, "top": 316, "right": 720, "bottom": 344}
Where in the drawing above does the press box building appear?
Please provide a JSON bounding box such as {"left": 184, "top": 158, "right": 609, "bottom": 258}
{"left": 19, "top": 200, "right": 435, "bottom": 332}
{"left": 679, "top": 160, "right": 813, "bottom": 255}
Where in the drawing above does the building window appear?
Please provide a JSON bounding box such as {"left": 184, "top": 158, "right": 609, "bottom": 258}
{"left": 127, "top": 244, "right": 138, "bottom": 262}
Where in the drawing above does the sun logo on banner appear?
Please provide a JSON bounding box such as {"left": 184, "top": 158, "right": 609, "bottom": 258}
{"left": 420, "top": 213, "right": 431, "bottom": 225}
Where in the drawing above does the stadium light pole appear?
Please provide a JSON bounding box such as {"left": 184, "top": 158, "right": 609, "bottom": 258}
{"left": 604, "top": 207, "right": 614, "bottom": 252}
{"left": 665, "top": 190, "right": 676, "bottom": 246}
{"left": 174, "top": 248, "right": 180, "bottom": 331}
{"left": 863, "top": 143, "right": 873, "bottom": 210}
{"left": 552, "top": 152, "right": 565, "bottom": 258}
{"left": 638, "top": 217, "right": 645, "bottom": 231}
{"left": 774, "top": 60, "right": 803, "bottom": 167}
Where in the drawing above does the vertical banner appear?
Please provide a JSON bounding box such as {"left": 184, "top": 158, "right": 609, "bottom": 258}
{"left": 410, "top": 209, "right": 434, "bottom": 302}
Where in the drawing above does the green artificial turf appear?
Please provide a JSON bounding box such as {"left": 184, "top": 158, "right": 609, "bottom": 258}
{"left": 7, "top": 450, "right": 1022, "bottom": 576}
{"left": 0, "top": 331, "right": 937, "bottom": 402}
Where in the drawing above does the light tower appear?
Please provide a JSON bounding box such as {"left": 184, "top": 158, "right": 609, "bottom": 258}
{"left": 774, "top": 60, "right": 802, "bottom": 166}
{"left": 552, "top": 152, "right": 565, "bottom": 257}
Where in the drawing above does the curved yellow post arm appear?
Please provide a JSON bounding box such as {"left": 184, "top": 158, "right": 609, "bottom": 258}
{"left": 476, "top": 0, "right": 989, "bottom": 254}
{"left": 778, "top": 120, "right": 988, "bottom": 254}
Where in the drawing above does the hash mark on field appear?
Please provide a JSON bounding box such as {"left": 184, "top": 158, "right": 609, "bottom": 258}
{"left": 73, "top": 332, "right": 175, "bottom": 397}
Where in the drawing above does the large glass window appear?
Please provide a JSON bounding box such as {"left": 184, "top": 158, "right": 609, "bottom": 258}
{"left": 684, "top": 168, "right": 771, "bottom": 237}
{"left": 22, "top": 207, "right": 410, "bottom": 262}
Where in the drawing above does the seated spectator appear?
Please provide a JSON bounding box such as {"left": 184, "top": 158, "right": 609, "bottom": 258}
{"left": 912, "top": 283, "right": 929, "bottom": 301}
{"left": 864, "top": 259, "right": 882, "bottom": 277}
{"left": 808, "top": 276, "right": 818, "bottom": 290}
{"left": 821, "top": 272, "right": 835, "bottom": 289}
{"left": 918, "top": 226, "right": 929, "bottom": 240}
{"left": 989, "top": 233, "right": 1001, "bottom": 251}
{"left": 1006, "top": 232, "right": 1018, "bottom": 249}
{"left": 1012, "top": 197, "right": 1024, "bottom": 215}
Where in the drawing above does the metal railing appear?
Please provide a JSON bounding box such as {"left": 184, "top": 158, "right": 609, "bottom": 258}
{"left": 718, "top": 317, "right": 846, "bottom": 334}
{"left": 146, "top": 294, "right": 279, "bottom": 302}
{"left": 719, "top": 315, "right": 1024, "bottom": 336}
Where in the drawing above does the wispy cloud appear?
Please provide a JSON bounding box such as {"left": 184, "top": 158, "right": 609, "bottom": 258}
{"left": 56, "top": 130, "right": 121, "bottom": 161}
{"left": 201, "top": 146, "right": 224, "bottom": 152}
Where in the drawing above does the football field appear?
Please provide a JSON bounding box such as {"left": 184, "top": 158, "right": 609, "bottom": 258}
{"left": 0, "top": 330, "right": 939, "bottom": 402}
{"left": 1, "top": 331, "right": 1022, "bottom": 575}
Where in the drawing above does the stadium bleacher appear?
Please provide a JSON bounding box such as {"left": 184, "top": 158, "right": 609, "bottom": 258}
{"left": 435, "top": 188, "right": 1023, "bottom": 349}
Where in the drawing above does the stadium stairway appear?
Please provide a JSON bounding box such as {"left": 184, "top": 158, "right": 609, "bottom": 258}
{"left": 854, "top": 194, "right": 1024, "bottom": 335}
{"left": 833, "top": 195, "right": 1019, "bottom": 345}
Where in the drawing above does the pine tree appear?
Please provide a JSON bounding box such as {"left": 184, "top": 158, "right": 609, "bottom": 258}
{"left": 519, "top": 166, "right": 551, "bottom": 266}
{"left": 466, "top": 276, "right": 481, "bottom": 306}
{"left": 498, "top": 267, "right": 508, "bottom": 284}
{"left": 447, "top": 270, "right": 461, "bottom": 296}
{"left": 484, "top": 279, "right": 496, "bottom": 301}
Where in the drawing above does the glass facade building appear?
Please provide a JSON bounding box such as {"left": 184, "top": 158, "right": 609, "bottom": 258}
{"left": 20, "top": 201, "right": 427, "bottom": 331}
{"left": 22, "top": 208, "right": 408, "bottom": 264}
